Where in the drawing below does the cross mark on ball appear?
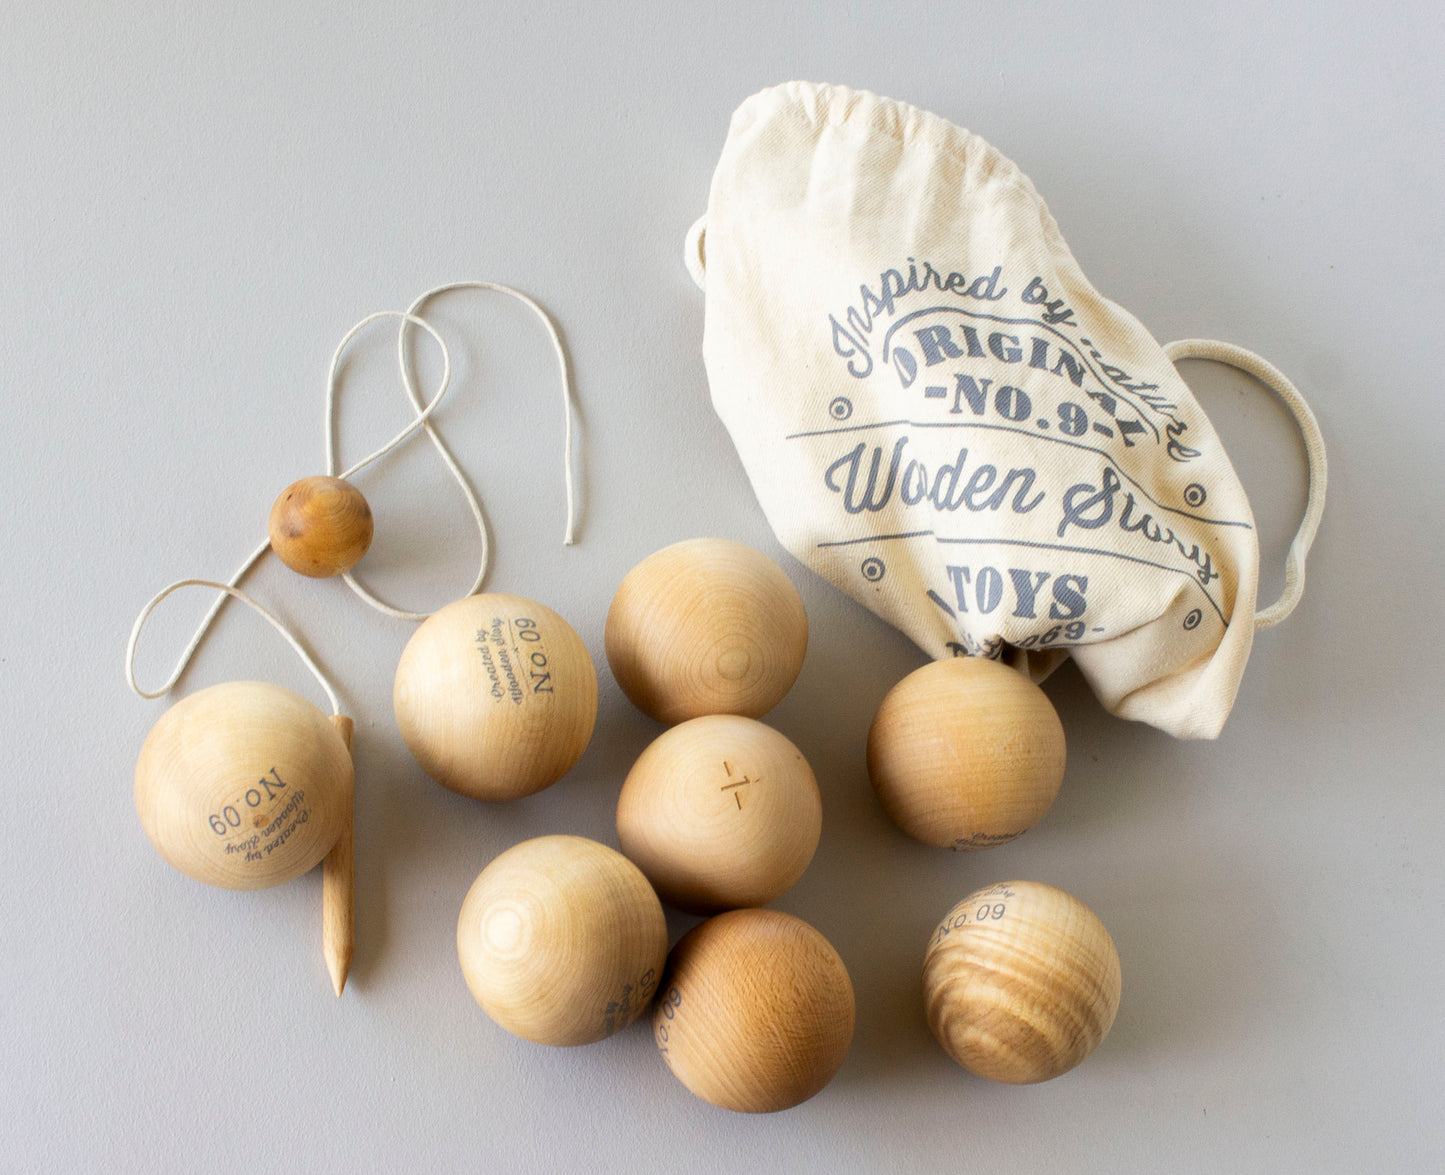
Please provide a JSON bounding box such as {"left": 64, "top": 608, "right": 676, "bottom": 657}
{"left": 720, "top": 761, "right": 759, "bottom": 809}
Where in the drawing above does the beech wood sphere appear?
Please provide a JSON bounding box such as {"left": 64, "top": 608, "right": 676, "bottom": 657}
{"left": 457, "top": 835, "right": 668, "bottom": 1046}
{"left": 616, "top": 715, "right": 821, "bottom": 913}
{"left": 394, "top": 593, "right": 597, "bottom": 800}
{"left": 866, "top": 657, "right": 1065, "bottom": 849}
{"left": 923, "top": 881, "right": 1122, "bottom": 1083}
{"left": 269, "top": 476, "right": 374, "bottom": 577}
{"left": 605, "top": 538, "right": 808, "bottom": 724}
{"left": 134, "top": 681, "right": 351, "bottom": 890}
{"left": 653, "top": 909, "right": 855, "bottom": 1113}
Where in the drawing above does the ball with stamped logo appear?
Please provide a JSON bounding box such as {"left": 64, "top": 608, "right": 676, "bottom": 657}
{"left": 606, "top": 538, "right": 808, "bottom": 724}
{"left": 923, "top": 881, "right": 1121, "bottom": 1083}
{"left": 616, "top": 714, "right": 821, "bottom": 913}
{"left": 457, "top": 835, "right": 668, "bottom": 1047}
{"left": 134, "top": 681, "right": 352, "bottom": 889}
{"left": 653, "top": 908, "right": 854, "bottom": 1112}
{"left": 867, "top": 656, "right": 1065, "bottom": 849}
{"left": 394, "top": 593, "right": 597, "bottom": 800}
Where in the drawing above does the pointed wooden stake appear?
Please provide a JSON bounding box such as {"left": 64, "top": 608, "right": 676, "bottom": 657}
{"left": 323, "top": 715, "right": 355, "bottom": 996}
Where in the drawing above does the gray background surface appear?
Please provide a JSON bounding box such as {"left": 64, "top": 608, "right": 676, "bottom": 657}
{"left": 4, "top": 3, "right": 1442, "bottom": 1171}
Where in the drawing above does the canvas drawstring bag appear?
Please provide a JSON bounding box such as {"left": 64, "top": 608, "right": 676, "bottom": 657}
{"left": 685, "top": 81, "right": 1326, "bottom": 738}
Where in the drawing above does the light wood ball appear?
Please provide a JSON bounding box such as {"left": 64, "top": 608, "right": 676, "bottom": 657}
{"left": 654, "top": 909, "right": 855, "bottom": 1113}
{"left": 457, "top": 835, "right": 668, "bottom": 1046}
{"left": 605, "top": 538, "right": 808, "bottom": 724}
{"left": 616, "top": 715, "right": 821, "bottom": 914}
{"left": 269, "top": 475, "right": 374, "bottom": 578}
{"left": 394, "top": 593, "right": 597, "bottom": 801}
{"left": 866, "top": 657, "right": 1065, "bottom": 849}
{"left": 923, "top": 881, "right": 1121, "bottom": 1084}
{"left": 134, "top": 681, "right": 352, "bottom": 890}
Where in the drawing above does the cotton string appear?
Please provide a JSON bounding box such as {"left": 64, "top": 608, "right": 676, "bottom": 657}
{"left": 336, "top": 281, "right": 580, "bottom": 620}
{"left": 404, "top": 281, "right": 577, "bottom": 549}
{"left": 126, "top": 284, "right": 578, "bottom": 700}
{"left": 1163, "top": 338, "right": 1328, "bottom": 631}
{"left": 126, "top": 580, "right": 342, "bottom": 716}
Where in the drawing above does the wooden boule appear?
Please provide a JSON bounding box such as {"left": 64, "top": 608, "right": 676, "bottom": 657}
{"left": 616, "top": 714, "right": 821, "bottom": 914}
{"left": 457, "top": 835, "right": 668, "bottom": 1046}
{"left": 922, "top": 881, "right": 1121, "bottom": 1083}
{"left": 393, "top": 593, "right": 597, "bottom": 800}
{"left": 654, "top": 908, "right": 854, "bottom": 1113}
{"left": 866, "top": 656, "right": 1065, "bottom": 849}
{"left": 605, "top": 538, "right": 808, "bottom": 724}
{"left": 134, "top": 681, "right": 351, "bottom": 890}
{"left": 269, "top": 475, "right": 374, "bottom": 578}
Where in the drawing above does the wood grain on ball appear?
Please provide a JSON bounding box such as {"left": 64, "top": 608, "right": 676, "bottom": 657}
{"left": 654, "top": 909, "right": 854, "bottom": 1112}
{"left": 457, "top": 836, "right": 668, "bottom": 1046}
{"left": 268, "top": 475, "right": 374, "bottom": 578}
{"left": 922, "top": 881, "right": 1121, "bottom": 1083}
{"left": 605, "top": 539, "right": 807, "bottom": 724}
{"left": 867, "top": 657, "right": 1065, "bottom": 849}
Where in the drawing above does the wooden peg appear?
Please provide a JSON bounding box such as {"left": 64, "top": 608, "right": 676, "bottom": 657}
{"left": 322, "top": 715, "right": 355, "bottom": 996}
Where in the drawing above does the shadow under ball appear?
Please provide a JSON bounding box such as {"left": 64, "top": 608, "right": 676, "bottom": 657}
{"left": 457, "top": 835, "right": 668, "bottom": 1046}
{"left": 867, "top": 657, "right": 1065, "bottom": 849}
{"left": 654, "top": 908, "right": 855, "bottom": 1113}
{"left": 394, "top": 593, "right": 597, "bottom": 800}
{"left": 269, "top": 476, "right": 374, "bottom": 578}
{"left": 605, "top": 538, "right": 808, "bottom": 724}
{"left": 923, "top": 881, "right": 1121, "bottom": 1084}
{"left": 616, "top": 714, "right": 821, "bottom": 914}
{"left": 134, "top": 681, "right": 351, "bottom": 889}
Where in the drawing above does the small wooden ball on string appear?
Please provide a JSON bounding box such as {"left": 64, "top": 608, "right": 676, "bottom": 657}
{"left": 606, "top": 538, "right": 808, "bottom": 724}
{"left": 457, "top": 835, "right": 668, "bottom": 1046}
{"left": 922, "top": 881, "right": 1122, "bottom": 1083}
{"left": 127, "top": 581, "right": 356, "bottom": 994}
{"left": 252, "top": 307, "right": 456, "bottom": 591}
{"left": 867, "top": 656, "right": 1066, "bottom": 849}
{"left": 269, "top": 476, "right": 374, "bottom": 578}
{"left": 653, "top": 908, "right": 855, "bottom": 1113}
{"left": 261, "top": 281, "right": 579, "bottom": 606}
{"left": 394, "top": 593, "right": 597, "bottom": 801}
{"left": 616, "top": 714, "right": 821, "bottom": 913}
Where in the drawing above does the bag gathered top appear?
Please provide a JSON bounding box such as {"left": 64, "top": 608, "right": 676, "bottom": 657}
{"left": 686, "top": 81, "right": 1326, "bottom": 738}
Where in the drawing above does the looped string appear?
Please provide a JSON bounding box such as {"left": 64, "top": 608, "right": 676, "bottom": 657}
{"left": 326, "top": 307, "right": 470, "bottom": 620}
{"left": 1163, "top": 339, "right": 1327, "bottom": 631}
{"left": 126, "top": 579, "right": 341, "bottom": 716}
{"left": 127, "top": 283, "right": 579, "bottom": 700}
{"left": 403, "top": 281, "right": 577, "bottom": 547}
{"left": 336, "top": 280, "right": 579, "bottom": 620}
{"left": 325, "top": 310, "right": 455, "bottom": 481}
